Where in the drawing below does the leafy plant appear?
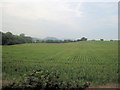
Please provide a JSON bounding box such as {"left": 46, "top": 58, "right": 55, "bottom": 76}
{"left": 2, "top": 69, "right": 90, "bottom": 89}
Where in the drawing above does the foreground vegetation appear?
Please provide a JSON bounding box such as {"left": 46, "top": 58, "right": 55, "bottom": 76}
{"left": 2, "top": 41, "right": 118, "bottom": 88}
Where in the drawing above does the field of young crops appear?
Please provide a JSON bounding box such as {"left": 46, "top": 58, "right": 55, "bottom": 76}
{"left": 2, "top": 41, "right": 118, "bottom": 88}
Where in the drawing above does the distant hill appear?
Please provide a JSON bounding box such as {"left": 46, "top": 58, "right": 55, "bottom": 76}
{"left": 32, "top": 37, "right": 59, "bottom": 41}
{"left": 32, "top": 37, "right": 76, "bottom": 41}
{"left": 44, "top": 37, "right": 59, "bottom": 40}
{"left": 32, "top": 37, "right": 42, "bottom": 40}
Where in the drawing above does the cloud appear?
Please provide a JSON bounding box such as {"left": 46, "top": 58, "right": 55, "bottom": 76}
{"left": 3, "top": 1, "right": 83, "bottom": 28}
{"left": 2, "top": 1, "right": 85, "bottom": 32}
{"left": 2, "top": 2, "right": 118, "bottom": 40}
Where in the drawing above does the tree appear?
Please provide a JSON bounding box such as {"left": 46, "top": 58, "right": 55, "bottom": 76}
{"left": 77, "top": 39, "right": 81, "bottom": 41}
{"left": 4, "top": 32, "right": 15, "bottom": 45}
{"left": 36, "top": 40, "right": 40, "bottom": 43}
{"left": 64, "top": 39, "right": 73, "bottom": 43}
{"left": 20, "top": 33, "right": 25, "bottom": 37}
{"left": 2, "top": 32, "right": 32, "bottom": 45}
{"left": 0, "top": 32, "right": 2, "bottom": 45}
{"left": 25, "top": 37, "right": 32, "bottom": 43}
{"left": 100, "top": 39, "right": 104, "bottom": 41}
{"left": 77, "top": 37, "right": 87, "bottom": 41}
{"left": 19, "top": 33, "right": 25, "bottom": 43}
{"left": 81, "top": 37, "right": 87, "bottom": 41}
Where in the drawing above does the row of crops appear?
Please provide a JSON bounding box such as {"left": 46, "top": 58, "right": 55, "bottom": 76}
{"left": 2, "top": 41, "right": 118, "bottom": 88}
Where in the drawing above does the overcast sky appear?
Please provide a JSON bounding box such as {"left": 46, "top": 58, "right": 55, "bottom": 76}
{"left": 1, "top": 1, "right": 118, "bottom": 40}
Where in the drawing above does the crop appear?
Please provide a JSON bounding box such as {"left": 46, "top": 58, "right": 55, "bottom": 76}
{"left": 2, "top": 41, "right": 118, "bottom": 88}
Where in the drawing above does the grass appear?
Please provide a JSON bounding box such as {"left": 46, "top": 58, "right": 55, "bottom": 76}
{"left": 2, "top": 41, "right": 118, "bottom": 87}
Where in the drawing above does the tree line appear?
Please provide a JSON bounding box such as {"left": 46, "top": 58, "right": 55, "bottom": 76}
{"left": 33, "top": 37, "right": 87, "bottom": 43}
{"left": 1, "top": 31, "right": 88, "bottom": 45}
{"left": 1, "top": 32, "right": 32, "bottom": 45}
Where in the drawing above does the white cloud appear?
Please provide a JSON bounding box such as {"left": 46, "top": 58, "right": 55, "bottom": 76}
{"left": 2, "top": 1, "right": 84, "bottom": 30}
{"left": 4, "top": 2, "right": 82, "bottom": 23}
{"left": 1, "top": 2, "right": 118, "bottom": 39}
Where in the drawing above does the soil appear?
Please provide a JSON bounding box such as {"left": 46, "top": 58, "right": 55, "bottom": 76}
{"left": 2, "top": 80, "right": 9, "bottom": 86}
{"left": 86, "top": 84, "right": 120, "bottom": 90}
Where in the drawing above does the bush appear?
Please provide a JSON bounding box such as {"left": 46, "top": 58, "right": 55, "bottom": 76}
{"left": 2, "top": 69, "right": 90, "bottom": 89}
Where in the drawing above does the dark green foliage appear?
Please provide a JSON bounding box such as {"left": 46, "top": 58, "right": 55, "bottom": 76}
{"left": 1, "top": 31, "right": 88, "bottom": 44}
{"left": 100, "top": 39, "right": 104, "bottom": 41}
{"left": 2, "top": 69, "right": 90, "bottom": 89}
{"left": 64, "top": 39, "right": 73, "bottom": 43}
{"left": 77, "top": 37, "right": 87, "bottom": 41}
{"left": 80, "top": 37, "right": 87, "bottom": 41}
{"left": 0, "top": 31, "right": 2, "bottom": 45}
{"left": 33, "top": 39, "right": 74, "bottom": 43}
{"left": 2, "top": 32, "right": 32, "bottom": 45}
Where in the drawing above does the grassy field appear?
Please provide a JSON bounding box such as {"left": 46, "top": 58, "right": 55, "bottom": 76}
{"left": 2, "top": 41, "right": 118, "bottom": 88}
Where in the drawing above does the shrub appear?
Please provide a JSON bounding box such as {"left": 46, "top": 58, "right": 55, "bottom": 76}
{"left": 2, "top": 69, "right": 90, "bottom": 89}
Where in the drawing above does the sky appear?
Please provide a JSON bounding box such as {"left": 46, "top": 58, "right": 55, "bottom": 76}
{"left": 1, "top": 0, "right": 118, "bottom": 40}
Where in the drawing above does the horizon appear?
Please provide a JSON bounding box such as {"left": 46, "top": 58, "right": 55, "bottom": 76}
{"left": 1, "top": 31, "right": 118, "bottom": 41}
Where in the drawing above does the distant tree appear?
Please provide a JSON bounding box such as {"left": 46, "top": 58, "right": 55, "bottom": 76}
{"left": 77, "top": 39, "right": 81, "bottom": 41}
{"left": 4, "top": 32, "right": 15, "bottom": 45}
{"left": 100, "top": 39, "right": 104, "bottom": 41}
{"left": 64, "top": 39, "right": 73, "bottom": 43}
{"left": 45, "top": 40, "right": 54, "bottom": 43}
{"left": 2, "top": 33, "right": 7, "bottom": 45}
{"left": 36, "top": 40, "right": 40, "bottom": 43}
{"left": 25, "top": 37, "right": 32, "bottom": 43}
{"left": 56, "top": 40, "right": 63, "bottom": 43}
{"left": 2, "top": 32, "right": 32, "bottom": 45}
{"left": 77, "top": 37, "right": 87, "bottom": 41}
{"left": 41, "top": 40, "right": 45, "bottom": 43}
{"left": 20, "top": 33, "right": 25, "bottom": 37}
{"left": 0, "top": 32, "right": 2, "bottom": 45}
{"left": 110, "top": 40, "right": 113, "bottom": 41}
{"left": 81, "top": 37, "right": 87, "bottom": 41}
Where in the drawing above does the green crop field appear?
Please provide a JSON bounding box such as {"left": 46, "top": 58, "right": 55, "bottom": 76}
{"left": 2, "top": 41, "right": 118, "bottom": 88}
